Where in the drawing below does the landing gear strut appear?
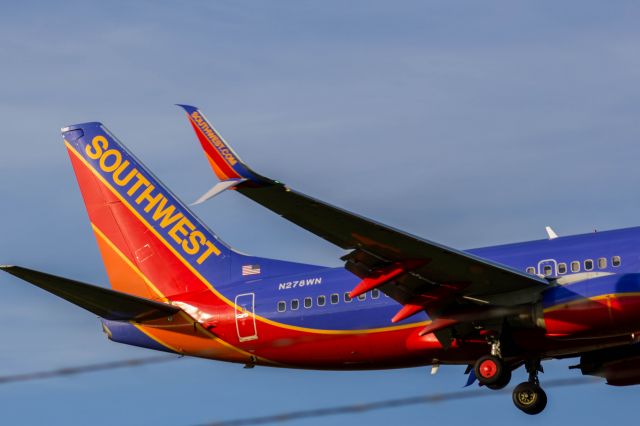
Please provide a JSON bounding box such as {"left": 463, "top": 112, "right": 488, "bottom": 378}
{"left": 512, "top": 359, "right": 547, "bottom": 415}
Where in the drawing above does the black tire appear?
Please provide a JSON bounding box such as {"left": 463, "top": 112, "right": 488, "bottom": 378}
{"left": 486, "top": 367, "right": 512, "bottom": 390}
{"left": 474, "top": 355, "right": 505, "bottom": 386}
{"left": 512, "top": 382, "right": 547, "bottom": 415}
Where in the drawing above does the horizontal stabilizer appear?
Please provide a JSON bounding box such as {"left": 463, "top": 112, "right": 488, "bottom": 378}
{"left": 1, "top": 265, "right": 180, "bottom": 321}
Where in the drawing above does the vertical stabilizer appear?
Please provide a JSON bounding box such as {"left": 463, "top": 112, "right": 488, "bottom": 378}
{"left": 62, "top": 122, "right": 237, "bottom": 300}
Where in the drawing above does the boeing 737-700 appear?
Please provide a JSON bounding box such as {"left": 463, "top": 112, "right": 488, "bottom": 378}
{"left": 4, "top": 106, "right": 640, "bottom": 415}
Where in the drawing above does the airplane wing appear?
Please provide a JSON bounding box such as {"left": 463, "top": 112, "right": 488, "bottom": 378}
{"left": 1, "top": 265, "right": 181, "bottom": 322}
{"left": 178, "top": 105, "right": 550, "bottom": 338}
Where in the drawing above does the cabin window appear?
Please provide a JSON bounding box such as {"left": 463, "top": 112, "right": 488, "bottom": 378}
{"left": 317, "top": 295, "right": 326, "bottom": 307}
{"left": 304, "top": 297, "right": 312, "bottom": 308}
{"left": 371, "top": 289, "right": 381, "bottom": 299}
{"left": 526, "top": 267, "right": 535, "bottom": 274}
{"left": 558, "top": 263, "right": 567, "bottom": 274}
{"left": 584, "top": 259, "right": 594, "bottom": 271}
{"left": 291, "top": 299, "right": 299, "bottom": 310}
{"left": 543, "top": 265, "right": 553, "bottom": 276}
{"left": 612, "top": 256, "right": 621, "bottom": 267}
{"left": 344, "top": 292, "right": 352, "bottom": 303}
{"left": 277, "top": 301, "right": 286, "bottom": 312}
{"left": 358, "top": 294, "right": 366, "bottom": 301}
{"left": 330, "top": 293, "right": 339, "bottom": 304}
{"left": 571, "top": 261, "right": 580, "bottom": 272}
{"left": 598, "top": 257, "right": 607, "bottom": 269}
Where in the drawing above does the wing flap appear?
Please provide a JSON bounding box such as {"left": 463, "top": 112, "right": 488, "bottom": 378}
{"left": 1, "top": 265, "right": 181, "bottom": 321}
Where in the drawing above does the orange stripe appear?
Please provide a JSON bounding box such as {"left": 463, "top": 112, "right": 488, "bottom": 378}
{"left": 93, "top": 225, "right": 162, "bottom": 300}
{"left": 543, "top": 292, "right": 640, "bottom": 313}
{"left": 134, "top": 316, "right": 262, "bottom": 364}
{"left": 206, "top": 155, "right": 231, "bottom": 181}
{"left": 188, "top": 119, "right": 240, "bottom": 180}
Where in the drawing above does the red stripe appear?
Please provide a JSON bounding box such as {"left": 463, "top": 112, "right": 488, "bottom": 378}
{"left": 189, "top": 120, "right": 240, "bottom": 180}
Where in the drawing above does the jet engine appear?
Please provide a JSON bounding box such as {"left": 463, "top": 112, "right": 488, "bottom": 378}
{"left": 572, "top": 344, "right": 640, "bottom": 386}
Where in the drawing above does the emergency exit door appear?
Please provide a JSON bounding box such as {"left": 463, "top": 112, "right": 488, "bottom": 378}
{"left": 234, "top": 293, "right": 258, "bottom": 342}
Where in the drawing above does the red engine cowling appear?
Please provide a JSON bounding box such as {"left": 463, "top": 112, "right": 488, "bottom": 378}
{"left": 574, "top": 344, "right": 640, "bottom": 386}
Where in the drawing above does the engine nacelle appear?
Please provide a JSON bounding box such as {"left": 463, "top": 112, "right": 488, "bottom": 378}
{"left": 573, "top": 344, "right": 640, "bottom": 386}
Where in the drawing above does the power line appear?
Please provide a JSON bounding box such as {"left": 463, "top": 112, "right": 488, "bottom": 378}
{"left": 0, "top": 356, "right": 600, "bottom": 425}
{"left": 201, "top": 377, "right": 599, "bottom": 426}
{"left": 0, "top": 355, "right": 178, "bottom": 385}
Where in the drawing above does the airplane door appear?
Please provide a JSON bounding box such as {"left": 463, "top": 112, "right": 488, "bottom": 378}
{"left": 234, "top": 293, "right": 258, "bottom": 342}
{"left": 537, "top": 259, "right": 557, "bottom": 278}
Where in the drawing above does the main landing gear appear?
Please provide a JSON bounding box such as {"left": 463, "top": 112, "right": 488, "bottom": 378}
{"left": 472, "top": 340, "right": 547, "bottom": 414}
{"left": 512, "top": 360, "right": 547, "bottom": 415}
{"left": 473, "top": 340, "right": 512, "bottom": 390}
{"left": 474, "top": 355, "right": 512, "bottom": 389}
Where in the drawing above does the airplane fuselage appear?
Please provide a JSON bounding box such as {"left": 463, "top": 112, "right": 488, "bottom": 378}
{"left": 104, "top": 226, "right": 640, "bottom": 369}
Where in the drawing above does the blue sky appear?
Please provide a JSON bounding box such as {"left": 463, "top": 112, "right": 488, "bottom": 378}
{"left": 1, "top": 1, "right": 640, "bottom": 424}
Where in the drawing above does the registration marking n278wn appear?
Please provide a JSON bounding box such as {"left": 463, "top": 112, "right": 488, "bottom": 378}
{"left": 278, "top": 277, "right": 322, "bottom": 290}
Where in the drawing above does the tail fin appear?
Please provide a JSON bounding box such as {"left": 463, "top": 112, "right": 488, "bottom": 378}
{"left": 62, "top": 122, "right": 244, "bottom": 301}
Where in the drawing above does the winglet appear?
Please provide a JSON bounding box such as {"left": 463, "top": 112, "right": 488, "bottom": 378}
{"left": 191, "top": 178, "right": 247, "bottom": 206}
{"left": 177, "top": 104, "right": 267, "bottom": 184}
{"left": 545, "top": 226, "right": 559, "bottom": 240}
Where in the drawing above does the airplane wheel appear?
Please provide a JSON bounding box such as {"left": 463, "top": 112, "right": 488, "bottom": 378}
{"left": 512, "top": 382, "right": 547, "bottom": 415}
{"left": 474, "top": 355, "right": 505, "bottom": 386}
{"left": 486, "top": 367, "right": 511, "bottom": 390}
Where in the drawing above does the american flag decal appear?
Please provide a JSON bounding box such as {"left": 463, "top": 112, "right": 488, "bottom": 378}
{"left": 242, "top": 264, "right": 261, "bottom": 276}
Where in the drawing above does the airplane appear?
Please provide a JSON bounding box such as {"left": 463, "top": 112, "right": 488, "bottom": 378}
{"left": 3, "top": 108, "right": 640, "bottom": 416}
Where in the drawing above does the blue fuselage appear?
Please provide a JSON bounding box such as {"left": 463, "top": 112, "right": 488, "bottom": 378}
{"left": 220, "top": 226, "right": 640, "bottom": 332}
